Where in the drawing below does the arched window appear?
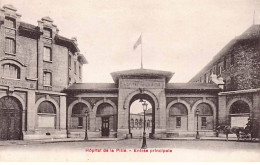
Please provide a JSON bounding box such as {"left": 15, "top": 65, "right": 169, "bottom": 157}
{"left": 37, "top": 101, "right": 56, "bottom": 128}
{"left": 196, "top": 103, "right": 213, "bottom": 116}
{"left": 96, "top": 103, "right": 114, "bottom": 117}
{"left": 72, "top": 103, "right": 89, "bottom": 115}
{"left": 230, "top": 100, "right": 250, "bottom": 114}
{"left": 169, "top": 103, "right": 188, "bottom": 116}
{"left": 71, "top": 103, "right": 90, "bottom": 129}
{"left": 2, "top": 63, "right": 20, "bottom": 79}
{"left": 196, "top": 103, "right": 214, "bottom": 129}
{"left": 229, "top": 100, "right": 250, "bottom": 127}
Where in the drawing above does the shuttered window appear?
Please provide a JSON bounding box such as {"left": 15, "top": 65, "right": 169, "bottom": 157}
{"left": 5, "top": 38, "right": 16, "bottom": 54}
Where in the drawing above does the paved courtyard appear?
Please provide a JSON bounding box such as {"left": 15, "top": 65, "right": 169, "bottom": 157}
{"left": 0, "top": 139, "right": 259, "bottom": 161}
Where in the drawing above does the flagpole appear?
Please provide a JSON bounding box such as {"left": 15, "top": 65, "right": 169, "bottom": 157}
{"left": 253, "top": 10, "right": 255, "bottom": 25}
{"left": 141, "top": 33, "right": 143, "bottom": 69}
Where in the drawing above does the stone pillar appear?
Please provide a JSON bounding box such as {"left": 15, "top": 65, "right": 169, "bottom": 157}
{"left": 117, "top": 89, "right": 130, "bottom": 138}
{"left": 155, "top": 90, "right": 167, "bottom": 136}
{"left": 89, "top": 111, "right": 96, "bottom": 131}
{"left": 27, "top": 90, "right": 36, "bottom": 131}
{"left": 188, "top": 110, "right": 194, "bottom": 131}
{"left": 59, "top": 95, "right": 66, "bottom": 130}
{"left": 218, "top": 94, "right": 227, "bottom": 125}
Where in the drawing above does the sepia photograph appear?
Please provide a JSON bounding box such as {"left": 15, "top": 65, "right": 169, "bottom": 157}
{"left": 0, "top": 0, "right": 259, "bottom": 162}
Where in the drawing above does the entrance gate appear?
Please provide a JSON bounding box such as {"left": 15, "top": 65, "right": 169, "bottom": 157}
{"left": 0, "top": 96, "right": 22, "bottom": 140}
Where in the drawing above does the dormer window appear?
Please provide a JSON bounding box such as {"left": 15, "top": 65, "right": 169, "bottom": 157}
{"left": 5, "top": 17, "right": 16, "bottom": 28}
{"left": 43, "top": 28, "right": 52, "bottom": 38}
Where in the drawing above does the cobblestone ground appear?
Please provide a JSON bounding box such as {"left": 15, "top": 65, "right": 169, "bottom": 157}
{"left": 0, "top": 139, "right": 259, "bottom": 161}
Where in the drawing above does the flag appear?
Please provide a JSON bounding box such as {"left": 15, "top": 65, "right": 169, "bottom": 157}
{"left": 133, "top": 35, "right": 142, "bottom": 50}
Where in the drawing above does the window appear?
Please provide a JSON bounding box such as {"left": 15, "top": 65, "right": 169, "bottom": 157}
{"left": 37, "top": 101, "right": 56, "bottom": 128}
{"left": 147, "top": 120, "right": 150, "bottom": 127}
{"left": 78, "top": 117, "right": 83, "bottom": 128}
{"left": 139, "top": 119, "right": 143, "bottom": 128}
{"left": 204, "top": 74, "right": 207, "bottom": 83}
{"left": 79, "top": 65, "right": 82, "bottom": 78}
{"left": 43, "top": 28, "right": 52, "bottom": 38}
{"left": 176, "top": 117, "right": 181, "bottom": 127}
{"left": 74, "top": 61, "right": 77, "bottom": 74}
{"left": 5, "top": 17, "right": 15, "bottom": 28}
{"left": 5, "top": 38, "right": 16, "bottom": 54}
{"left": 43, "top": 47, "right": 52, "bottom": 61}
{"left": 68, "top": 77, "right": 71, "bottom": 85}
{"left": 2, "top": 64, "right": 20, "bottom": 79}
{"left": 68, "top": 55, "right": 72, "bottom": 69}
{"left": 218, "top": 65, "right": 222, "bottom": 75}
{"left": 201, "top": 117, "right": 207, "bottom": 127}
{"left": 43, "top": 72, "right": 52, "bottom": 86}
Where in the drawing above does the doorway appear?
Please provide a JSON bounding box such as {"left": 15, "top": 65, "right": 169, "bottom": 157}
{"left": 129, "top": 93, "right": 155, "bottom": 138}
{"left": 101, "top": 117, "right": 109, "bottom": 136}
{"left": 0, "top": 96, "right": 23, "bottom": 140}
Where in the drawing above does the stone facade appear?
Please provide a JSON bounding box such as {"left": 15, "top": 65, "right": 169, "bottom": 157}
{"left": 189, "top": 25, "right": 260, "bottom": 92}
{"left": 0, "top": 4, "right": 258, "bottom": 141}
{"left": 65, "top": 69, "right": 220, "bottom": 139}
{"left": 0, "top": 5, "right": 87, "bottom": 140}
{"left": 189, "top": 25, "right": 260, "bottom": 139}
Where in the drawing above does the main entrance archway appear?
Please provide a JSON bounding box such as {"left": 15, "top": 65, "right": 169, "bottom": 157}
{"left": 0, "top": 96, "right": 23, "bottom": 140}
{"left": 128, "top": 93, "right": 155, "bottom": 138}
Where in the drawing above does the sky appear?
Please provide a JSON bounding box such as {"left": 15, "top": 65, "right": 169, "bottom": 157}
{"left": 2, "top": 0, "right": 259, "bottom": 84}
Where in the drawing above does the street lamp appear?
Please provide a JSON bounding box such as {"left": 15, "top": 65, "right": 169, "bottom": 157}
{"left": 141, "top": 101, "right": 148, "bottom": 149}
{"left": 195, "top": 109, "right": 200, "bottom": 139}
{"left": 84, "top": 112, "right": 88, "bottom": 141}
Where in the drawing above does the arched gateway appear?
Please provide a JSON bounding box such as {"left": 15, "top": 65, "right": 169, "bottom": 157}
{"left": 65, "top": 69, "right": 220, "bottom": 139}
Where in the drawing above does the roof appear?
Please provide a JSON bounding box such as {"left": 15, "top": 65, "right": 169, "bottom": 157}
{"left": 65, "top": 82, "right": 219, "bottom": 93}
{"left": 166, "top": 83, "right": 220, "bottom": 91}
{"left": 55, "top": 34, "right": 80, "bottom": 52}
{"left": 111, "top": 68, "right": 174, "bottom": 83}
{"left": 238, "top": 25, "right": 260, "bottom": 40}
{"left": 189, "top": 24, "right": 260, "bottom": 82}
{"left": 41, "top": 16, "right": 54, "bottom": 22}
{"left": 3, "top": 4, "right": 17, "bottom": 11}
{"left": 65, "top": 83, "right": 118, "bottom": 92}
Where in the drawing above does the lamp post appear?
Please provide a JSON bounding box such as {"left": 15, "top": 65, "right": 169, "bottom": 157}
{"left": 195, "top": 109, "right": 200, "bottom": 139}
{"left": 84, "top": 112, "right": 88, "bottom": 141}
{"left": 141, "top": 101, "right": 148, "bottom": 149}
